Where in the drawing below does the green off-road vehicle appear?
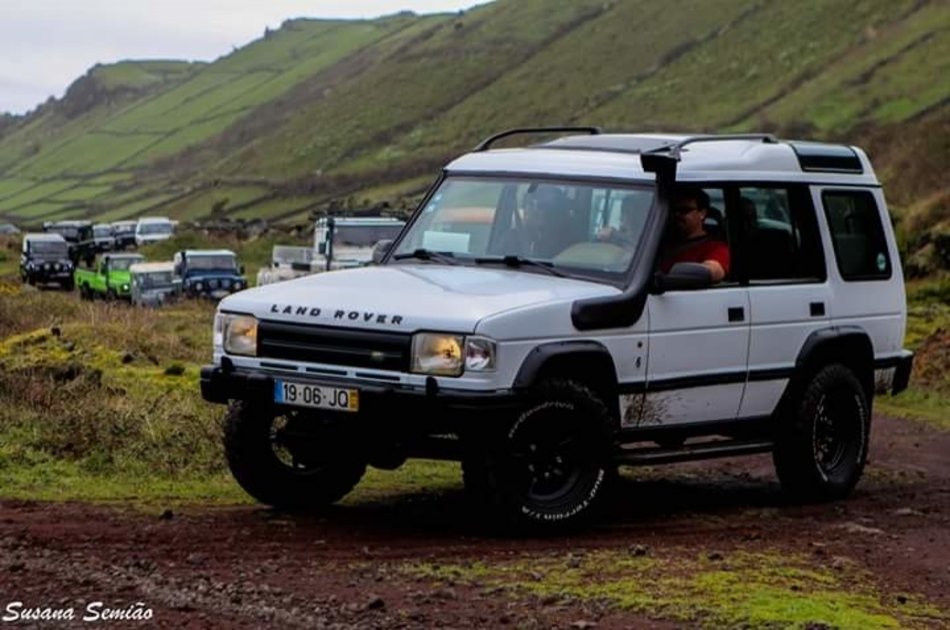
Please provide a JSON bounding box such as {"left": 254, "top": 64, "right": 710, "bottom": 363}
{"left": 75, "top": 253, "right": 145, "bottom": 300}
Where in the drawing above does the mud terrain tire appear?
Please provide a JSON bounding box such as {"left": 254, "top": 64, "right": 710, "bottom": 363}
{"left": 773, "top": 363, "right": 870, "bottom": 501}
{"left": 223, "top": 401, "right": 366, "bottom": 509}
{"left": 465, "top": 379, "right": 616, "bottom": 532}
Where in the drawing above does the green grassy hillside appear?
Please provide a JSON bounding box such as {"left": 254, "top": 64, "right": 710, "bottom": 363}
{"left": 0, "top": 0, "right": 946, "bottom": 265}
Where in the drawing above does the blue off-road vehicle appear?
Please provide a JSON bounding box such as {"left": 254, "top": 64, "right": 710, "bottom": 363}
{"left": 173, "top": 249, "right": 247, "bottom": 299}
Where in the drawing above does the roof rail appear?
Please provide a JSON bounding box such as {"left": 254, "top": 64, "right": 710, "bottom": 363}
{"left": 649, "top": 133, "right": 779, "bottom": 160}
{"left": 473, "top": 126, "right": 601, "bottom": 152}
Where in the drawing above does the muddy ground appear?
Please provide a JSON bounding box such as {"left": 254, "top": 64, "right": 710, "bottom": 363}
{"left": 1, "top": 413, "right": 948, "bottom": 629}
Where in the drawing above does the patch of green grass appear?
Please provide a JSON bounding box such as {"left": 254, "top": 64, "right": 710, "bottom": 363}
{"left": 878, "top": 388, "right": 950, "bottom": 430}
{"left": 0, "top": 284, "right": 465, "bottom": 506}
{"left": 403, "top": 549, "right": 945, "bottom": 629}
{"left": 92, "top": 60, "right": 199, "bottom": 91}
{"left": 0, "top": 179, "right": 78, "bottom": 213}
{"left": 157, "top": 185, "right": 271, "bottom": 221}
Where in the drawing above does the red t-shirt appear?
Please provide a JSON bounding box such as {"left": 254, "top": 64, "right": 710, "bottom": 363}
{"left": 660, "top": 237, "right": 731, "bottom": 274}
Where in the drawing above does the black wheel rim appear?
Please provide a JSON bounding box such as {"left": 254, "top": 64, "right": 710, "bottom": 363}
{"left": 267, "top": 412, "right": 335, "bottom": 476}
{"left": 508, "top": 407, "right": 594, "bottom": 504}
{"left": 813, "top": 388, "right": 861, "bottom": 476}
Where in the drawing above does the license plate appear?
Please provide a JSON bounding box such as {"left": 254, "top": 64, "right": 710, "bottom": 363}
{"left": 273, "top": 379, "right": 359, "bottom": 412}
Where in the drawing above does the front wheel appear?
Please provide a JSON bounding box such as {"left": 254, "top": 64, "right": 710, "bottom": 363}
{"left": 223, "top": 401, "right": 366, "bottom": 509}
{"left": 464, "top": 380, "right": 617, "bottom": 532}
{"left": 773, "top": 364, "right": 870, "bottom": 501}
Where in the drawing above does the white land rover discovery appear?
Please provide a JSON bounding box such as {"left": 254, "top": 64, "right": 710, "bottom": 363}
{"left": 202, "top": 129, "right": 914, "bottom": 531}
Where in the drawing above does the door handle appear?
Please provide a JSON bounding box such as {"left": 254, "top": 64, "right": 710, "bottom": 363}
{"left": 728, "top": 307, "right": 745, "bottom": 322}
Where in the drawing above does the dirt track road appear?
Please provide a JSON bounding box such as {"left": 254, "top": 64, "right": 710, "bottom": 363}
{"left": 1, "top": 413, "right": 948, "bottom": 628}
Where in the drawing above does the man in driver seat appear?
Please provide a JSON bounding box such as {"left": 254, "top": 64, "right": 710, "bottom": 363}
{"left": 660, "top": 188, "right": 730, "bottom": 283}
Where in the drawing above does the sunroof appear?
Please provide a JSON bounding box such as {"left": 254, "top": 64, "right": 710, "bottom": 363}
{"left": 789, "top": 142, "right": 863, "bottom": 174}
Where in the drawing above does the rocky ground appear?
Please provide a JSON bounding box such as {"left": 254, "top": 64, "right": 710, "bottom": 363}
{"left": 1, "top": 413, "right": 948, "bottom": 629}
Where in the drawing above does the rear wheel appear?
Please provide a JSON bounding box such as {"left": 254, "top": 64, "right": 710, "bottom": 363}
{"left": 773, "top": 364, "right": 870, "bottom": 501}
{"left": 223, "top": 401, "right": 366, "bottom": 509}
{"left": 464, "top": 379, "right": 616, "bottom": 532}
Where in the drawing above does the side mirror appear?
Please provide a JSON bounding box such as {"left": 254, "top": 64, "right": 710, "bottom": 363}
{"left": 173, "top": 263, "right": 182, "bottom": 276}
{"left": 371, "top": 239, "right": 394, "bottom": 265}
{"left": 317, "top": 241, "right": 327, "bottom": 255}
{"left": 239, "top": 265, "right": 245, "bottom": 275}
{"left": 653, "top": 262, "right": 712, "bottom": 294}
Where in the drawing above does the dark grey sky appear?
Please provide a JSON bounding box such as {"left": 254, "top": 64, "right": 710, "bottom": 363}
{"left": 1, "top": 0, "right": 484, "bottom": 115}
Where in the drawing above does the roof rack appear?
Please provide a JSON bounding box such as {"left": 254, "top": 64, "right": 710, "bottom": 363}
{"left": 473, "top": 126, "right": 601, "bottom": 152}
{"left": 647, "top": 133, "right": 779, "bottom": 160}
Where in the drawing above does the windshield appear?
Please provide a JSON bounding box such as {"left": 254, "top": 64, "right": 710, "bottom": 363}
{"left": 331, "top": 224, "right": 404, "bottom": 248}
{"left": 94, "top": 226, "right": 112, "bottom": 237}
{"left": 138, "top": 222, "right": 173, "bottom": 235}
{"left": 109, "top": 256, "right": 144, "bottom": 271}
{"left": 31, "top": 241, "right": 68, "bottom": 258}
{"left": 273, "top": 246, "right": 314, "bottom": 265}
{"left": 137, "top": 271, "right": 175, "bottom": 288}
{"left": 48, "top": 226, "right": 79, "bottom": 240}
{"left": 188, "top": 255, "right": 237, "bottom": 271}
{"left": 392, "top": 177, "right": 654, "bottom": 279}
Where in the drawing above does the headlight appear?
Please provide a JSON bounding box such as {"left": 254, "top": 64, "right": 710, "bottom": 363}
{"left": 411, "top": 333, "right": 464, "bottom": 376}
{"left": 121, "top": 283, "right": 129, "bottom": 292}
{"left": 218, "top": 313, "right": 257, "bottom": 356}
{"left": 195, "top": 282, "right": 204, "bottom": 291}
{"left": 410, "top": 334, "right": 497, "bottom": 376}
{"left": 233, "top": 281, "right": 243, "bottom": 291}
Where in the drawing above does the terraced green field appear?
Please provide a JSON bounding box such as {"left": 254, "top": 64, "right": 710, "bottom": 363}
{"left": 0, "top": 0, "right": 945, "bottom": 236}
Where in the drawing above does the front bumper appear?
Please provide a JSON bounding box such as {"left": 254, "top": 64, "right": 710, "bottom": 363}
{"left": 28, "top": 269, "right": 72, "bottom": 281}
{"left": 200, "top": 365, "right": 519, "bottom": 426}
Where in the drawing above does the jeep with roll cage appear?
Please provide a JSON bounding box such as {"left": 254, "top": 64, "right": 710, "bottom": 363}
{"left": 201, "top": 128, "right": 913, "bottom": 531}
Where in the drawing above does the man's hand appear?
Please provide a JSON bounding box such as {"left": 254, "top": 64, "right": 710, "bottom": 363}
{"left": 703, "top": 260, "right": 726, "bottom": 283}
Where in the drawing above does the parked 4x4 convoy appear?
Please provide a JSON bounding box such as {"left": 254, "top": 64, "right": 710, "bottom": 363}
{"left": 202, "top": 129, "right": 913, "bottom": 532}
{"left": 75, "top": 253, "right": 145, "bottom": 300}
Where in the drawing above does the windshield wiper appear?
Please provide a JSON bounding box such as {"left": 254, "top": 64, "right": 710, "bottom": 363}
{"left": 473, "top": 255, "right": 568, "bottom": 278}
{"left": 392, "top": 248, "right": 459, "bottom": 265}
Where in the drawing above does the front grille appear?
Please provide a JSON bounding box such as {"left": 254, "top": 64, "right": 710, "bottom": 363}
{"left": 257, "top": 321, "right": 411, "bottom": 372}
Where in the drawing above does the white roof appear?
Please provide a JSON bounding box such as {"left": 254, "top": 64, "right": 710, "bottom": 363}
{"left": 137, "top": 216, "right": 172, "bottom": 224}
{"left": 185, "top": 249, "right": 235, "bottom": 256}
{"left": 316, "top": 216, "right": 405, "bottom": 226}
{"left": 446, "top": 134, "right": 879, "bottom": 186}
{"left": 130, "top": 262, "right": 174, "bottom": 273}
{"left": 25, "top": 232, "right": 67, "bottom": 242}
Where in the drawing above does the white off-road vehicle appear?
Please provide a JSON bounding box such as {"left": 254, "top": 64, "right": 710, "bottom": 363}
{"left": 202, "top": 129, "right": 913, "bottom": 531}
{"left": 255, "top": 217, "right": 406, "bottom": 286}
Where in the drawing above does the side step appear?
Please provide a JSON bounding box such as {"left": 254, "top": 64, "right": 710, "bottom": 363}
{"left": 614, "top": 438, "right": 774, "bottom": 466}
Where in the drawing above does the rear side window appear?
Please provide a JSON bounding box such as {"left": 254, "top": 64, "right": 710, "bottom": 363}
{"left": 738, "top": 185, "right": 825, "bottom": 283}
{"left": 822, "top": 190, "right": 891, "bottom": 281}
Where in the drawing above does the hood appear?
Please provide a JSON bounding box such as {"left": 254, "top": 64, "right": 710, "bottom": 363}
{"left": 109, "top": 271, "right": 132, "bottom": 286}
{"left": 219, "top": 264, "right": 616, "bottom": 333}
